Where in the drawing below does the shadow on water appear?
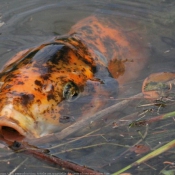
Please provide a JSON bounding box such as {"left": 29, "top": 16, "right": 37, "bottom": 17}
{"left": 1, "top": 0, "right": 175, "bottom": 174}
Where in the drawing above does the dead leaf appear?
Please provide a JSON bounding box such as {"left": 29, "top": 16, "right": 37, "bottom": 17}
{"left": 130, "top": 144, "right": 150, "bottom": 154}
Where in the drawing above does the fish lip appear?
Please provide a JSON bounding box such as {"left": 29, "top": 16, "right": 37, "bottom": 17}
{"left": 0, "top": 117, "right": 27, "bottom": 141}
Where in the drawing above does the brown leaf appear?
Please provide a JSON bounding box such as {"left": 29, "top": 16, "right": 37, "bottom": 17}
{"left": 130, "top": 144, "right": 150, "bottom": 154}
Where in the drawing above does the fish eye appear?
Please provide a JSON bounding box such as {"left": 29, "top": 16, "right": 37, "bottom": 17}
{"left": 63, "top": 82, "right": 80, "bottom": 102}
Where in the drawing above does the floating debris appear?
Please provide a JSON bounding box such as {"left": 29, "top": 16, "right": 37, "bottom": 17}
{"left": 130, "top": 144, "right": 150, "bottom": 154}
{"left": 142, "top": 72, "right": 175, "bottom": 99}
{"left": 129, "top": 120, "right": 148, "bottom": 128}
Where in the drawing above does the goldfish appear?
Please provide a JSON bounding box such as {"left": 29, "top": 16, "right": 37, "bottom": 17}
{"left": 0, "top": 16, "right": 148, "bottom": 141}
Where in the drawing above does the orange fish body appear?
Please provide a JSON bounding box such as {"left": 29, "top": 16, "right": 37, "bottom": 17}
{"left": 0, "top": 16, "right": 147, "bottom": 141}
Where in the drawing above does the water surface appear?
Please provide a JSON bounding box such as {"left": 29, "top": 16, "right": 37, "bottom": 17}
{"left": 1, "top": 0, "right": 175, "bottom": 174}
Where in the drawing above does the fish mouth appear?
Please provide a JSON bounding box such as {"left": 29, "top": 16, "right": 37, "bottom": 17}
{"left": 0, "top": 118, "right": 26, "bottom": 142}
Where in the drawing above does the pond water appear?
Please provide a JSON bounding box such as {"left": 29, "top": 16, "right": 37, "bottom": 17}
{"left": 0, "top": 0, "right": 175, "bottom": 174}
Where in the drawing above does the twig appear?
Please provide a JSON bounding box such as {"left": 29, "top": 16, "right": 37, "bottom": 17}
{"left": 48, "top": 128, "right": 101, "bottom": 150}
{"left": 143, "top": 162, "right": 157, "bottom": 170}
{"left": 10, "top": 141, "right": 102, "bottom": 175}
{"left": 53, "top": 142, "right": 129, "bottom": 155}
{"left": 8, "top": 158, "right": 28, "bottom": 175}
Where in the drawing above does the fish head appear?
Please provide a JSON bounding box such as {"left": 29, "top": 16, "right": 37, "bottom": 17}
{"left": 0, "top": 42, "right": 118, "bottom": 142}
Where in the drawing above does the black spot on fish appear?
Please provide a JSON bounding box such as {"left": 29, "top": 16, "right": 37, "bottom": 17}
{"left": 50, "top": 46, "right": 70, "bottom": 65}
{"left": 17, "top": 81, "right": 24, "bottom": 85}
{"left": 4, "top": 74, "right": 17, "bottom": 82}
{"left": 36, "top": 99, "right": 41, "bottom": 105}
{"left": 47, "top": 94, "right": 55, "bottom": 101}
{"left": 21, "top": 94, "right": 35, "bottom": 106}
{"left": 3, "top": 84, "right": 13, "bottom": 90}
{"left": 35, "top": 80, "right": 42, "bottom": 87}
{"left": 41, "top": 74, "right": 50, "bottom": 80}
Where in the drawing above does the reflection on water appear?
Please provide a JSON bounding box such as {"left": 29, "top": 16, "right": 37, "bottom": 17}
{"left": 0, "top": 0, "right": 175, "bottom": 174}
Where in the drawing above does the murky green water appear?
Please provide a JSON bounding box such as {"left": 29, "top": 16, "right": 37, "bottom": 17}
{"left": 1, "top": 0, "right": 175, "bottom": 174}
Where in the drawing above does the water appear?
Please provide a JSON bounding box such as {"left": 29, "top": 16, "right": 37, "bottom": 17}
{"left": 0, "top": 0, "right": 175, "bottom": 174}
